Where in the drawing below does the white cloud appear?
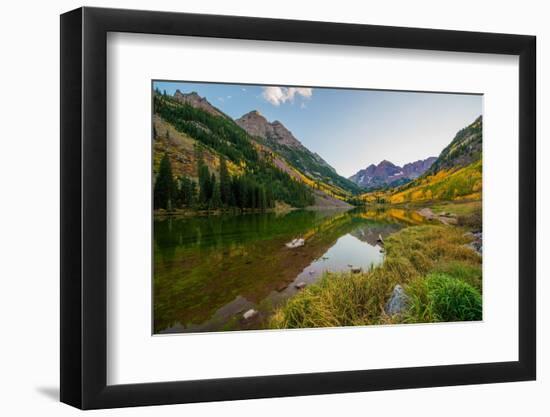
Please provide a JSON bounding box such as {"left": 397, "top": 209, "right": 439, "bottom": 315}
{"left": 262, "top": 86, "right": 313, "bottom": 106}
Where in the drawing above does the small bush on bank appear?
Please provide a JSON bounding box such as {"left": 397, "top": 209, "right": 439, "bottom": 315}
{"left": 406, "top": 273, "right": 482, "bottom": 323}
{"left": 457, "top": 209, "right": 482, "bottom": 230}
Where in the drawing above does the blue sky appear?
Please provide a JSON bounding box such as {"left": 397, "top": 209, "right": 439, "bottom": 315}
{"left": 153, "top": 81, "right": 482, "bottom": 178}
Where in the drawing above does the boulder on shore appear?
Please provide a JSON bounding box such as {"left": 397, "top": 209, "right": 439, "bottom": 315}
{"left": 385, "top": 285, "right": 410, "bottom": 316}
{"left": 464, "top": 231, "right": 482, "bottom": 255}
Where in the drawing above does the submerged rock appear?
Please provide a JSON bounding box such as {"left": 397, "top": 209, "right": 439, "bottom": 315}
{"left": 286, "top": 238, "right": 305, "bottom": 248}
{"left": 295, "top": 282, "right": 307, "bottom": 289}
{"left": 385, "top": 285, "right": 409, "bottom": 316}
{"left": 243, "top": 309, "right": 258, "bottom": 320}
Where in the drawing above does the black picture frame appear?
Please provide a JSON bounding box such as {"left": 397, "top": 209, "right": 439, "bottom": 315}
{"left": 60, "top": 6, "right": 536, "bottom": 410}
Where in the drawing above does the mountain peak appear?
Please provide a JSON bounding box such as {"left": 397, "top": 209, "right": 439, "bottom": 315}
{"left": 245, "top": 109, "right": 262, "bottom": 116}
{"left": 240, "top": 109, "right": 267, "bottom": 121}
{"left": 349, "top": 157, "right": 437, "bottom": 189}
{"left": 172, "top": 90, "right": 225, "bottom": 118}
{"left": 236, "top": 112, "right": 303, "bottom": 149}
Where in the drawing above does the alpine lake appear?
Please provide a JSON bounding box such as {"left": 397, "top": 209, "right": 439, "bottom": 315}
{"left": 154, "top": 207, "right": 426, "bottom": 334}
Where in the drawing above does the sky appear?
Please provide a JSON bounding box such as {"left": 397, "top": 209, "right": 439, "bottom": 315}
{"left": 153, "top": 80, "right": 482, "bottom": 178}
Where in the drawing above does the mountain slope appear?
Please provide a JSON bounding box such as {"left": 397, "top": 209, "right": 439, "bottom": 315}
{"left": 427, "top": 115, "right": 482, "bottom": 174}
{"left": 361, "top": 116, "right": 482, "bottom": 204}
{"left": 153, "top": 90, "right": 353, "bottom": 209}
{"left": 349, "top": 157, "right": 436, "bottom": 189}
{"left": 236, "top": 111, "right": 360, "bottom": 195}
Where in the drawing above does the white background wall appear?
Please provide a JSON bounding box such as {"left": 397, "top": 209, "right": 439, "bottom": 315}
{"left": 0, "top": 0, "right": 546, "bottom": 415}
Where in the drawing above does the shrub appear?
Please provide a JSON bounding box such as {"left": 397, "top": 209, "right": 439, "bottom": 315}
{"left": 406, "top": 273, "right": 482, "bottom": 323}
{"left": 457, "top": 210, "right": 482, "bottom": 230}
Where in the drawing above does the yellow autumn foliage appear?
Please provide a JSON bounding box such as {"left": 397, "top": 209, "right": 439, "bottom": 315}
{"left": 360, "top": 159, "right": 482, "bottom": 204}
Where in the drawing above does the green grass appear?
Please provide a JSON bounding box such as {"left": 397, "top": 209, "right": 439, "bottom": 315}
{"left": 269, "top": 224, "right": 482, "bottom": 329}
{"left": 430, "top": 201, "right": 481, "bottom": 216}
{"left": 431, "top": 260, "right": 482, "bottom": 291}
{"left": 430, "top": 200, "right": 482, "bottom": 231}
{"left": 405, "top": 273, "right": 482, "bottom": 323}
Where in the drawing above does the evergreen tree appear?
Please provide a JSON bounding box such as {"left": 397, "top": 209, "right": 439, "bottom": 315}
{"left": 154, "top": 154, "right": 175, "bottom": 209}
{"left": 198, "top": 164, "right": 211, "bottom": 206}
{"left": 219, "top": 157, "right": 231, "bottom": 206}
{"left": 259, "top": 186, "right": 267, "bottom": 210}
{"left": 210, "top": 173, "right": 217, "bottom": 202}
{"left": 189, "top": 180, "right": 197, "bottom": 207}
{"left": 210, "top": 181, "right": 222, "bottom": 209}
{"left": 177, "top": 176, "right": 194, "bottom": 207}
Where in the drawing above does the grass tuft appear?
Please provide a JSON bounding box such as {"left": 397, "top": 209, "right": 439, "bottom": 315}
{"left": 405, "top": 273, "right": 482, "bottom": 323}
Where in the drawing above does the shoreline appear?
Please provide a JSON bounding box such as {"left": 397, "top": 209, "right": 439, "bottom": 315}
{"left": 154, "top": 204, "right": 353, "bottom": 218}
{"left": 153, "top": 198, "right": 481, "bottom": 218}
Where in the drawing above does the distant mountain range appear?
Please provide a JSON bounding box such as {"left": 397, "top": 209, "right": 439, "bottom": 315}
{"left": 349, "top": 157, "right": 437, "bottom": 190}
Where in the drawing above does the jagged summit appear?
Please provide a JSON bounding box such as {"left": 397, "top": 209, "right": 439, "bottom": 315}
{"left": 349, "top": 157, "right": 437, "bottom": 189}
{"left": 172, "top": 89, "right": 226, "bottom": 118}
{"left": 236, "top": 111, "right": 303, "bottom": 149}
{"left": 236, "top": 110, "right": 359, "bottom": 192}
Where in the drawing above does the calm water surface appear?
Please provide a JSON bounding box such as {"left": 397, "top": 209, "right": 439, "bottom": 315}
{"left": 154, "top": 207, "right": 424, "bottom": 333}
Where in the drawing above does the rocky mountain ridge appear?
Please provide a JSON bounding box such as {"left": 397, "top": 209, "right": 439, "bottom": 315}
{"left": 173, "top": 90, "right": 227, "bottom": 118}
{"left": 236, "top": 110, "right": 305, "bottom": 149}
{"left": 349, "top": 157, "right": 437, "bottom": 189}
{"left": 236, "top": 110, "right": 358, "bottom": 193}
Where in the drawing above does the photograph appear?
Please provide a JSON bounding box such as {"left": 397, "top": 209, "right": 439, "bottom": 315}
{"left": 152, "top": 81, "right": 483, "bottom": 334}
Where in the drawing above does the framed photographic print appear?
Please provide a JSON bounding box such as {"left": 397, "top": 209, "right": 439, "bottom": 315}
{"left": 60, "top": 6, "right": 536, "bottom": 409}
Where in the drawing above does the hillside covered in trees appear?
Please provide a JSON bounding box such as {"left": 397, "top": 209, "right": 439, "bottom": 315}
{"left": 153, "top": 90, "right": 315, "bottom": 212}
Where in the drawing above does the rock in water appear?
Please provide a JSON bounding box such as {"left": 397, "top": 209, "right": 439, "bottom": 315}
{"left": 351, "top": 267, "right": 362, "bottom": 274}
{"left": 295, "top": 282, "right": 306, "bottom": 289}
{"left": 243, "top": 309, "right": 258, "bottom": 320}
{"left": 385, "top": 285, "right": 409, "bottom": 316}
{"left": 286, "top": 238, "right": 305, "bottom": 248}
